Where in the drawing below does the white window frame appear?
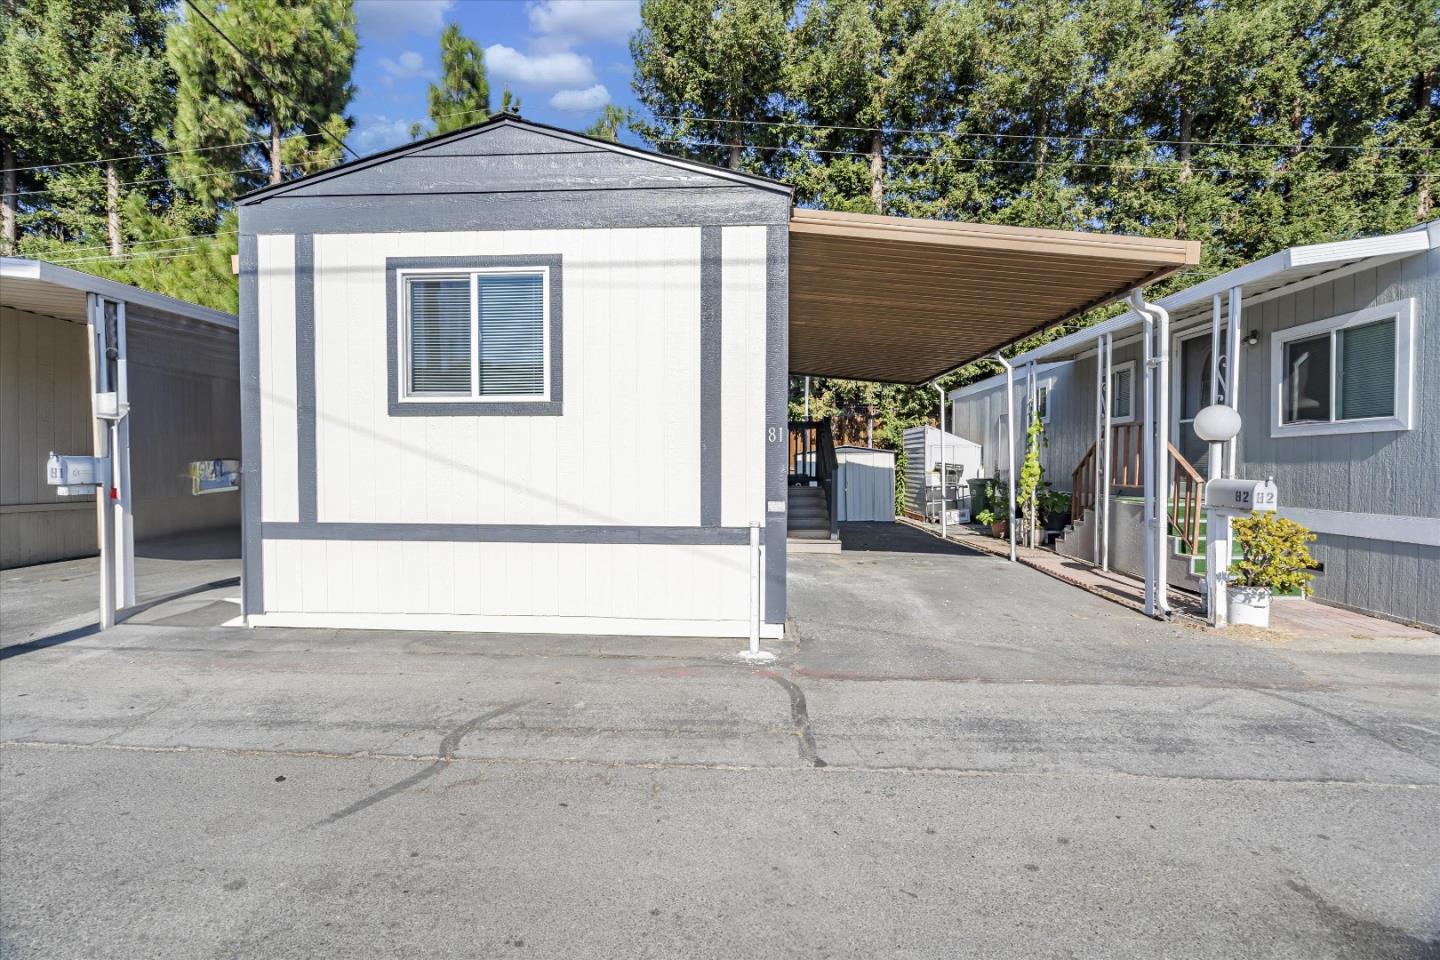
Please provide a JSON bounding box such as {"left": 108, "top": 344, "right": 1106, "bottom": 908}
{"left": 1108, "top": 360, "right": 1136, "bottom": 425}
{"left": 1269, "top": 298, "right": 1414, "bottom": 438}
{"left": 397, "top": 265, "right": 552, "bottom": 404}
{"left": 1030, "top": 378, "right": 1054, "bottom": 424}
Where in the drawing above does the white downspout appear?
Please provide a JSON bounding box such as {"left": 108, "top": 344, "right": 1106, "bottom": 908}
{"left": 1026, "top": 361, "right": 1037, "bottom": 548}
{"left": 934, "top": 382, "right": 947, "bottom": 541}
{"left": 1226, "top": 286, "right": 1243, "bottom": 478}
{"left": 995, "top": 354, "right": 1017, "bottom": 563}
{"left": 1101, "top": 332, "right": 1113, "bottom": 571}
{"left": 1129, "top": 289, "right": 1171, "bottom": 618}
{"left": 1093, "top": 336, "right": 1103, "bottom": 566}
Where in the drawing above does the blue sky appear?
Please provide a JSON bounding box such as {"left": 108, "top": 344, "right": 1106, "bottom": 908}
{"left": 350, "top": 0, "right": 644, "bottom": 156}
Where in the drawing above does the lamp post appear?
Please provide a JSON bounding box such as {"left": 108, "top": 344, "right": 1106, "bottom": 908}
{"left": 1194, "top": 404, "right": 1242, "bottom": 627}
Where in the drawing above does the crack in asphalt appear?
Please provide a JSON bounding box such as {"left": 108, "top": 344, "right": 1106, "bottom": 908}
{"left": 315, "top": 701, "right": 528, "bottom": 825}
{"left": 761, "top": 672, "right": 826, "bottom": 768}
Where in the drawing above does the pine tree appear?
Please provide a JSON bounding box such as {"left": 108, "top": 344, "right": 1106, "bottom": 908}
{"left": 631, "top": 0, "right": 793, "bottom": 171}
{"left": 0, "top": 0, "right": 172, "bottom": 255}
{"left": 166, "top": 0, "right": 356, "bottom": 207}
{"left": 426, "top": 23, "right": 489, "bottom": 135}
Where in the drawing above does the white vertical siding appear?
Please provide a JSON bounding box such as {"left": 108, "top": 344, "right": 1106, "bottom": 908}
{"left": 719, "top": 225, "right": 768, "bottom": 528}
{"left": 257, "top": 233, "right": 298, "bottom": 522}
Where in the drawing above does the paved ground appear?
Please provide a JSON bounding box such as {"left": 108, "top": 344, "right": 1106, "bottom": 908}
{"left": 1, "top": 523, "right": 1437, "bottom": 959}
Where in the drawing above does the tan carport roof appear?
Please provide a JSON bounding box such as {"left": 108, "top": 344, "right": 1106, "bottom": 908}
{"left": 787, "top": 209, "right": 1201, "bottom": 384}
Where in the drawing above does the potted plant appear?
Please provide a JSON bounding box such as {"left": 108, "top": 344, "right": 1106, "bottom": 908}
{"left": 975, "top": 480, "right": 1007, "bottom": 537}
{"left": 1227, "top": 513, "right": 1316, "bottom": 629}
{"left": 1039, "top": 488, "right": 1072, "bottom": 534}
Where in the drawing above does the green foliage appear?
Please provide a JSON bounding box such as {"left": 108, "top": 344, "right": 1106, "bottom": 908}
{"left": 586, "top": 105, "right": 631, "bottom": 143}
{"left": 1016, "top": 409, "right": 1045, "bottom": 540}
{"left": 166, "top": 0, "right": 356, "bottom": 206}
{"left": 0, "top": 0, "right": 174, "bottom": 251}
{"left": 1228, "top": 513, "right": 1317, "bottom": 594}
{"left": 631, "top": 0, "right": 793, "bottom": 171}
{"left": 893, "top": 448, "right": 907, "bottom": 515}
{"left": 425, "top": 24, "right": 489, "bottom": 135}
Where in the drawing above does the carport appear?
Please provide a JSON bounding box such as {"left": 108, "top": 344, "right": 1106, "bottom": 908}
{"left": 1, "top": 258, "right": 241, "bottom": 627}
{"left": 785, "top": 209, "right": 1200, "bottom": 616}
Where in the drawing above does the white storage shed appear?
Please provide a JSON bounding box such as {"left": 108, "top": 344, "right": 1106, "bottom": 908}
{"left": 235, "top": 116, "right": 791, "bottom": 639}
{"left": 902, "top": 425, "right": 983, "bottom": 521}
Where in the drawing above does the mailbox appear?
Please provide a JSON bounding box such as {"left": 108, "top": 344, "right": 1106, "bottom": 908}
{"left": 1205, "top": 478, "right": 1277, "bottom": 515}
{"left": 46, "top": 453, "right": 110, "bottom": 496}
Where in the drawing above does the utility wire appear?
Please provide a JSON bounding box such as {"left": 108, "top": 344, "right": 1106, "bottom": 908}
{"left": 14, "top": 165, "right": 270, "bottom": 197}
{"left": 40, "top": 229, "right": 239, "bottom": 258}
{"left": 658, "top": 114, "right": 1440, "bottom": 154}
{"left": 0, "top": 132, "right": 324, "bottom": 176}
{"left": 656, "top": 137, "right": 1438, "bottom": 180}
{"left": 181, "top": 0, "right": 359, "bottom": 162}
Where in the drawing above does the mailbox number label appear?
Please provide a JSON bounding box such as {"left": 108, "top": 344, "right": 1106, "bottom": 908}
{"left": 1230, "top": 487, "right": 1276, "bottom": 508}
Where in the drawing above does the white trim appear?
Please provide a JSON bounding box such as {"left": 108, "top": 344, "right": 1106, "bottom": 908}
{"left": 1172, "top": 326, "right": 1212, "bottom": 442}
{"left": 1269, "top": 299, "right": 1415, "bottom": 438}
{"left": 397, "top": 265, "right": 552, "bottom": 404}
{"left": 1278, "top": 507, "right": 1440, "bottom": 547}
{"left": 949, "top": 361, "right": 1068, "bottom": 400}
{"left": 241, "top": 610, "right": 787, "bottom": 639}
{"left": 1032, "top": 378, "right": 1054, "bottom": 424}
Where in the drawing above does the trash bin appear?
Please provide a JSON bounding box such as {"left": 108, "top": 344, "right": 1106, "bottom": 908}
{"left": 967, "top": 478, "right": 989, "bottom": 518}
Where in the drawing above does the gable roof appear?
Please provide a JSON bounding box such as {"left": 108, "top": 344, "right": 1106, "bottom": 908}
{"left": 236, "top": 114, "right": 792, "bottom": 206}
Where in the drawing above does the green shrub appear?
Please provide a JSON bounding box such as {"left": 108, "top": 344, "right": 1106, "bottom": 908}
{"left": 1228, "top": 513, "right": 1316, "bottom": 594}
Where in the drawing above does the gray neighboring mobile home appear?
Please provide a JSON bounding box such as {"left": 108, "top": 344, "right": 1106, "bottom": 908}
{"left": 235, "top": 115, "right": 792, "bottom": 638}
{"left": 952, "top": 221, "right": 1440, "bottom": 629}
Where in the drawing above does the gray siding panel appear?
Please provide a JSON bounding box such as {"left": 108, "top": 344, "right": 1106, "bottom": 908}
{"left": 241, "top": 189, "right": 792, "bottom": 235}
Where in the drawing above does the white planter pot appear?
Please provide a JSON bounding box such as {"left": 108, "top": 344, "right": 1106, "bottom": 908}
{"left": 1228, "top": 585, "right": 1271, "bottom": 629}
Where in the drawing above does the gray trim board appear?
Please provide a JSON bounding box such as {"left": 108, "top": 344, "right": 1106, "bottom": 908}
{"left": 237, "top": 232, "right": 263, "bottom": 615}
{"left": 262, "top": 522, "right": 752, "bottom": 546}
{"left": 295, "top": 234, "right": 317, "bottom": 522}
{"left": 240, "top": 189, "right": 791, "bottom": 236}
{"left": 764, "top": 223, "right": 789, "bottom": 624}
{"left": 385, "top": 255, "right": 564, "bottom": 417}
{"left": 700, "top": 226, "right": 722, "bottom": 526}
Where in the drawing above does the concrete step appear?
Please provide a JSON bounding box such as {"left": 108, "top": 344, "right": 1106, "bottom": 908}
{"left": 788, "top": 489, "right": 826, "bottom": 503}
{"left": 787, "top": 527, "right": 833, "bottom": 540}
{"left": 787, "top": 507, "right": 830, "bottom": 522}
{"left": 787, "top": 537, "right": 842, "bottom": 554}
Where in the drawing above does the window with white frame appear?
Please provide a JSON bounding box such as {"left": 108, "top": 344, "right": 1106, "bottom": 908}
{"left": 401, "top": 268, "right": 549, "bottom": 401}
{"left": 1270, "top": 299, "right": 1414, "bottom": 437}
{"left": 1031, "top": 382, "right": 1051, "bottom": 423}
{"left": 1108, "top": 361, "right": 1136, "bottom": 424}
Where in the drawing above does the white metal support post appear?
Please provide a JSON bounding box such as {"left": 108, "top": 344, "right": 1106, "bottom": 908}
{"left": 86, "top": 294, "right": 116, "bottom": 629}
{"left": 1026, "top": 362, "right": 1037, "bottom": 548}
{"left": 934, "top": 382, "right": 947, "bottom": 540}
{"left": 995, "top": 354, "right": 1017, "bottom": 563}
{"left": 1093, "top": 337, "right": 1102, "bottom": 565}
{"left": 1225, "top": 286, "right": 1243, "bottom": 477}
{"left": 1128, "top": 290, "right": 1171, "bottom": 618}
{"left": 735, "top": 521, "right": 777, "bottom": 662}
{"left": 1100, "top": 333, "right": 1113, "bottom": 571}
{"left": 112, "top": 300, "right": 135, "bottom": 609}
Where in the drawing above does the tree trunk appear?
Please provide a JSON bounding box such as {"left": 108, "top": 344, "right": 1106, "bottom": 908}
{"left": 1178, "top": 101, "right": 1193, "bottom": 182}
{"left": 869, "top": 129, "right": 884, "bottom": 214}
{"left": 105, "top": 161, "right": 122, "bottom": 257}
{"left": 1, "top": 138, "right": 16, "bottom": 256}
{"left": 1417, "top": 67, "right": 1436, "bottom": 220}
{"left": 727, "top": 137, "right": 741, "bottom": 171}
{"left": 270, "top": 117, "right": 283, "bottom": 184}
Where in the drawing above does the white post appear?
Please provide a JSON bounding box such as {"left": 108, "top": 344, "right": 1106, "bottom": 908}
{"left": 1100, "top": 333, "right": 1113, "bottom": 572}
{"left": 748, "top": 521, "right": 761, "bottom": 655}
{"left": 113, "top": 301, "right": 135, "bottom": 609}
{"left": 86, "top": 294, "right": 115, "bottom": 630}
{"left": 1093, "top": 337, "right": 1102, "bottom": 565}
{"left": 1210, "top": 294, "right": 1223, "bottom": 408}
{"left": 1205, "top": 442, "right": 1229, "bottom": 627}
{"left": 803, "top": 376, "right": 810, "bottom": 420}
{"left": 1026, "top": 361, "right": 1037, "bottom": 548}
{"left": 995, "top": 354, "right": 1017, "bottom": 563}
{"left": 1153, "top": 301, "right": 1171, "bottom": 617}
{"left": 934, "top": 383, "right": 947, "bottom": 540}
{"left": 1139, "top": 304, "right": 1156, "bottom": 616}
{"left": 1225, "top": 286, "right": 1243, "bottom": 478}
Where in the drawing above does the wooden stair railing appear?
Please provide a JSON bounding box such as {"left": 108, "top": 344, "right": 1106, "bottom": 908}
{"left": 1069, "top": 426, "right": 1205, "bottom": 555}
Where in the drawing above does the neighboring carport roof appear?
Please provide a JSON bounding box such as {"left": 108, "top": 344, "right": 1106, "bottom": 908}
{"left": 0, "top": 257, "right": 237, "bottom": 332}
{"left": 787, "top": 209, "right": 1201, "bottom": 385}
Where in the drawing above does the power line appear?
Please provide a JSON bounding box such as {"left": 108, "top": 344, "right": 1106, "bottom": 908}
{"left": 655, "top": 137, "right": 1438, "bottom": 180}
{"left": 15, "top": 165, "right": 269, "bottom": 197}
{"left": 0, "top": 132, "right": 325, "bottom": 176}
{"left": 658, "top": 114, "right": 1440, "bottom": 154}
{"left": 181, "top": 0, "right": 359, "bottom": 162}
{"left": 40, "top": 229, "right": 238, "bottom": 258}
{"left": 42, "top": 243, "right": 225, "bottom": 266}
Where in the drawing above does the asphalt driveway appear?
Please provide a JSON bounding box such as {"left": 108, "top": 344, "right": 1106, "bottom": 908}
{"left": 1, "top": 523, "right": 1436, "bottom": 959}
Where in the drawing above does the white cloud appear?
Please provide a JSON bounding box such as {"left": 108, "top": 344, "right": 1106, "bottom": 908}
{"left": 351, "top": 115, "right": 417, "bottom": 156}
{"left": 378, "top": 50, "right": 430, "bottom": 80}
{"left": 484, "top": 44, "right": 595, "bottom": 88}
{"left": 548, "top": 84, "right": 610, "bottom": 113}
{"left": 526, "top": 0, "right": 640, "bottom": 50}
{"left": 355, "top": 0, "right": 453, "bottom": 37}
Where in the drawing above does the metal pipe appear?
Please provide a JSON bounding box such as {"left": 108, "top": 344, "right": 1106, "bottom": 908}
{"left": 994, "top": 354, "right": 1017, "bottom": 562}
{"left": 1093, "top": 336, "right": 1102, "bottom": 566}
{"left": 934, "top": 382, "right": 947, "bottom": 540}
{"left": 803, "top": 376, "right": 810, "bottom": 420}
{"left": 1026, "top": 361, "right": 1036, "bottom": 548}
{"left": 1225, "top": 286, "right": 1242, "bottom": 478}
{"left": 1101, "top": 333, "right": 1113, "bottom": 571}
{"left": 1129, "top": 290, "right": 1171, "bottom": 618}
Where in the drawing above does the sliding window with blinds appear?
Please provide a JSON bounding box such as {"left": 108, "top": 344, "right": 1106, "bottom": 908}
{"left": 402, "top": 269, "right": 549, "bottom": 402}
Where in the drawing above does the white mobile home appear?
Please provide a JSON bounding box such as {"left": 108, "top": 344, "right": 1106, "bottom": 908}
{"left": 952, "top": 222, "right": 1440, "bottom": 629}
{"left": 236, "top": 116, "right": 792, "bottom": 638}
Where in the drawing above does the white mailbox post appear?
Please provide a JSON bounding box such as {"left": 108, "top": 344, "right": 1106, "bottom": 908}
{"left": 1201, "top": 470, "right": 1279, "bottom": 627}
